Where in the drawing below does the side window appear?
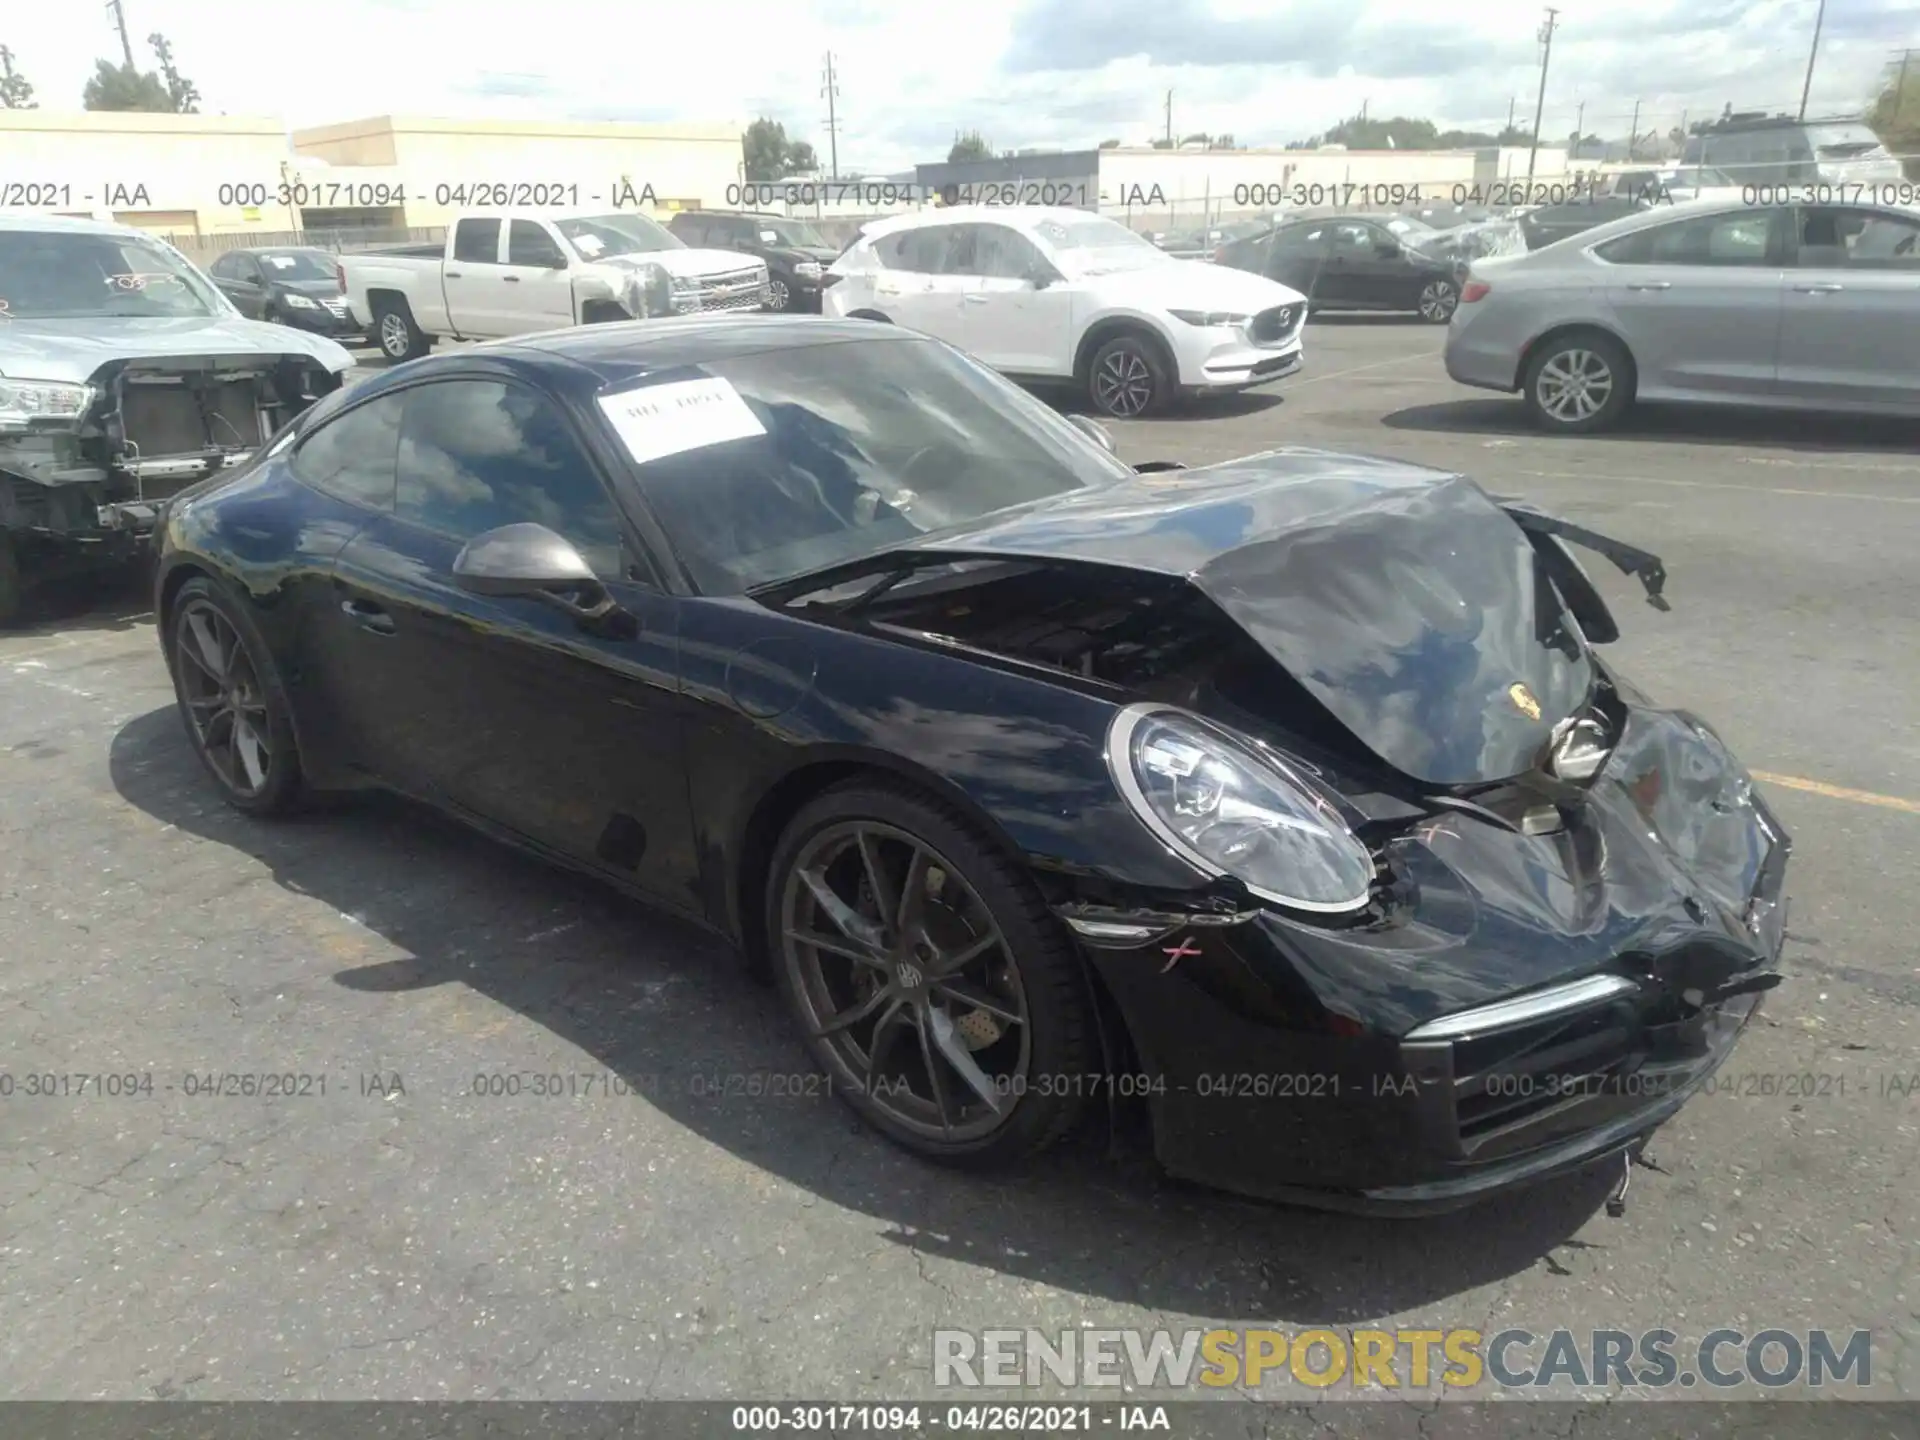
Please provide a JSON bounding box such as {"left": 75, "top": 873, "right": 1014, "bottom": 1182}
{"left": 394, "top": 380, "right": 626, "bottom": 577}
{"left": 452, "top": 218, "right": 502, "bottom": 264}
{"left": 1332, "top": 223, "right": 1376, "bottom": 252}
{"left": 972, "top": 225, "right": 1043, "bottom": 279}
{"left": 878, "top": 225, "right": 954, "bottom": 274}
{"left": 507, "top": 220, "right": 565, "bottom": 267}
{"left": 674, "top": 217, "right": 708, "bottom": 245}
{"left": 1799, "top": 207, "right": 1920, "bottom": 268}
{"left": 209, "top": 253, "right": 236, "bottom": 279}
{"left": 288, "top": 392, "right": 404, "bottom": 511}
{"left": 1595, "top": 209, "right": 1780, "bottom": 266}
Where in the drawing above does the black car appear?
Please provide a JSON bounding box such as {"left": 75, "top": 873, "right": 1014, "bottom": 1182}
{"left": 667, "top": 211, "right": 839, "bottom": 313}
{"left": 206, "top": 246, "right": 366, "bottom": 340}
{"left": 1219, "top": 216, "right": 1467, "bottom": 322}
{"left": 1518, "top": 195, "right": 1653, "bottom": 250}
{"left": 153, "top": 317, "right": 1790, "bottom": 1214}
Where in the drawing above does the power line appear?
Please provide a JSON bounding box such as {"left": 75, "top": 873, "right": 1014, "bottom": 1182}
{"left": 820, "top": 52, "right": 840, "bottom": 180}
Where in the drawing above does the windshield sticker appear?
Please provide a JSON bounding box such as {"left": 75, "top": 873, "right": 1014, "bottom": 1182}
{"left": 267, "top": 255, "right": 297, "bottom": 268}
{"left": 105, "top": 272, "right": 185, "bottom": 292}
{"left": 597, "top": 377, "right": 766, "bottom": 466}
{"left": 573, "top": 233, "right": 606, "bottom": 257}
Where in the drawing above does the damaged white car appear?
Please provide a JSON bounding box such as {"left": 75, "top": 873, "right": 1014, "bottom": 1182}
{"left": 0, "top": 213, "right": 353, "bottom": 623}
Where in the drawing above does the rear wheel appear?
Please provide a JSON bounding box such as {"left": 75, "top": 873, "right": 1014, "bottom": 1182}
{"left": 1523, "top": 332, "right": 1633, "bottom": 433}
{"left": 1087, "top": 332, "right": 1172, "bottom": 418}
{"left": 1416, "top": 278, "right": 1459, "bottom": 324}
{"left": 372, "top": 298, "right": 432, "bottom": 362}
{"left": 166, "top": 578, "right": 304, "bottom": 815}
{"left": 767, "top": 782, "right": 1094, "bottom": 1168}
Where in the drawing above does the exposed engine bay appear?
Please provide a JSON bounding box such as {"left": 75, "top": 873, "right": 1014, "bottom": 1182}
{"left": 0, "top": 353, "right": 341, "bottom": 543}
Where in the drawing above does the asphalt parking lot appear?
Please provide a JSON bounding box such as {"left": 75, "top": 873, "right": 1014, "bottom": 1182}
{"left": 2, "top": 318, "right": 1916, "bottom": 1418}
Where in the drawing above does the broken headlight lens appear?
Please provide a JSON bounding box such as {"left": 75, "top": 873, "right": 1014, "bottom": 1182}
{"left": 0, "top": 377, "right": 93, "bottom": 429}
{"left": 1106, "top": 705, "right": 1376, "bottom": 913}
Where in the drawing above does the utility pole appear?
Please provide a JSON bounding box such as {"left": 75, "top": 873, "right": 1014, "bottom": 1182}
{"left": 1627, "top": 98, "right": 1640, "bottom": 160}
{"left": 1507, "top": 96, "right": 1517, "bottom": 133}
{"left": 1798, "top": 0, "right": 1826, "bottom": 120}
{"left": 1525, "top": 7, "right": 1560, "bottom": 187}
{"left": 1895, "top": 48, "right": 1914, "bottom": 114}
{"left": 1575, "top": 99, "right": 1584, "bottom": 144}
{"left": 1164, "top": 90, "right": 1173, "bottom": 146}
{"left": 820, "top": 52, "right": 840, "bottom": 179}
{"left": 105, "top": 0, "right": 135, "bottom": 68}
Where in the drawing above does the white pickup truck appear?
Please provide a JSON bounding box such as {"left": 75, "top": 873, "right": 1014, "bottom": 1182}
{"left": 341, "top": 208, "right": 771, "bottom": 362}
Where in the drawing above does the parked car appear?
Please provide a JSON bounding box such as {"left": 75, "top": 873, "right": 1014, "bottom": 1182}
{"left": 0, "top": 213, "right": 352, "bottom": 623}
{"left": 1519, "top": 195, "right": 1655, "bottom": 250}
{"left": 1589, "top": 165, "right": 1743, "bottom": 205}
{"left": 1219, "top": 214, "right": 1468, "bottom": 323}
{"left": 1683, "top": 113, "right": 1905, "bottom": 188}
{"left": 824, "top": 205, "right": 1305, "bottom": 418}
{"left": 340, "top": 209, "right": 768, "bottom": 363}
{"left": 206, "top": 246, "right": 367, "bottom": 342}
{"left": 1445, "top": 197, "right": 1920, "bottom": 432}
{"left": 667, "top": 211, "right": 840, "bottom": 313}
{"left": 153, "top": 314, "right": 1790, "bottom": 1214}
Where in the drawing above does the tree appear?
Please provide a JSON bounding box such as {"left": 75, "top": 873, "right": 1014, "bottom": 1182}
{"left": 742, "top": 117, "right": 813, "bottom": 181}
{"left": 82, "top": 59, "right": 171, "bottom": 111}
{"left": 1097, "top": 137, "right": 1121, "bottom": 148}
{"left": 1211, "top": 133, "right": 1235, "bottom": 149}
{"left": 1495, "top": 124, "right": 1533, "bottom": 145}
{"left": 147, "top": 33, "right": 199, "bottom": 113}
{"left": 1322, "top": 113, "right": 1441, "bottom": 149}
{"left": 1179, "top": 131, "right": 1211, "bottom": 147}
{"left": 0, "top": 45, "right": 37, "bottom": 108}
{"left": 1867, "top": 57, "right": 1919, "bottom": 179}
{"left": 948, "top": 130, "right": 992, "bottom": 163}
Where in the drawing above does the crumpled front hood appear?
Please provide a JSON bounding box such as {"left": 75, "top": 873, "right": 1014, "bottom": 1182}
{"left": 599, "top": 247, "right": 764, "bottom": 280}
{"left": 910, "top": 446, "right": 1593, "bottom": 787}
{"left": 0, "top": 315, "right": 354, "bottom": 385}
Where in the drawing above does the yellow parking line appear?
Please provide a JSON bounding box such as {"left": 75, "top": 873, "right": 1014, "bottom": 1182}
{"left": 1753, "top": 771, "right": 1920, "bottom": 816}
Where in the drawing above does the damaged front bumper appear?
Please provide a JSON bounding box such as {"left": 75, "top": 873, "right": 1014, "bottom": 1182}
{"left": 1054, "top": 704, "right": 1791, "bottom": 1215}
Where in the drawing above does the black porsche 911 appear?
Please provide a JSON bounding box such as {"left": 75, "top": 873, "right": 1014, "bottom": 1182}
{"left": 152, "top": 316, "right": 1790, "bottom": 1215}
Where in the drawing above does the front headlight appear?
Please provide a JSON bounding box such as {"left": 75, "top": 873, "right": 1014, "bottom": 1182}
{"left": 0, "top": 377, "right": 94, "bottom": 429}
{"left": 794, "top": 261, "right": 823, "bottom": 279}
{"left": 1106, "top": 705, "right": 1376, "bottom": 913}
{"left": 282, "top": 293, "right": 318, "bottom": 309}
{"left": 1168, "top": 309, "right": 1250, "bottom": 328}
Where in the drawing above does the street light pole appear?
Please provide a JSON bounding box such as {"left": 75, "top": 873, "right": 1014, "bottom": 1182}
{"left": 1798, "top": 0, "right": 1827, "bottom": 121}
{"left": 1526, "top": 8, "right": 1561, "bottom": 188}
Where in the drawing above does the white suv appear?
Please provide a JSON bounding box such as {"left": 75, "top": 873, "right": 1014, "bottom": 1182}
{"left": 824, "top": 206, "right": 1307, "bottom": 417}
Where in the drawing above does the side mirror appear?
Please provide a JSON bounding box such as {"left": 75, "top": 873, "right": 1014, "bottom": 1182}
{"left": 548, "top": 252, "right": 570, "bottom": 269}
{"left": 1067, "top": 414, "right": 1115, "bottom": 452}
{"left": 453, "top": 522, "right": 611, "bottom": 609}
{"left": 1027, "top": 263, "right": 1054, "bottom": 290}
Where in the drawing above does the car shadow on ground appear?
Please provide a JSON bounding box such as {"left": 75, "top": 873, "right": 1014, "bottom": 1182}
{"left": 3, "top": 564, "right": 155, "bottom": 639}
{"left": 1047, "top": 386, "right": 1286, "bottom": 422}
{"left": 1382, "top": 397, "right": 1920, "bottom": 453}
{"left": 110, "top": 704, "right": 1625, "bottom": 1323}
{"left": 1307, "top": 313, "right": 1440, "bottom": 328}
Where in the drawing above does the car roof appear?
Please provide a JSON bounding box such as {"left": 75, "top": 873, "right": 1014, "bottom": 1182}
{"left": 217, "top": 244, "right": 331, "bottom": 255}
{"left": 349, "top": 315, "right": 923, "bottom": 402}
{"left": 0, "top": 210, "right": 153, "bottom": 239}
{"left": 855, "top": 205, "right": 1103, "bottom": 239}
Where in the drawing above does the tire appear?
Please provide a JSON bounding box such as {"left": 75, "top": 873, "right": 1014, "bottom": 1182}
{"left": 1416, "top": 278, "right": 1460, "bottom": 324}
{"left": 766, "top": 780, "right": 1095, "bottom": 1169}
{"left": 768, "top": 276, "right": 792, "bottom": 312}
{"left": 0, "top": 530, "right": 22, "bottom": 627}
{"left": 372, "top": 298, "right": 431, "bottom": 362}
{"left": 1522, "top": 331, "right": 1633, "bottom": 434}
{"left": 165, "top": 577, "right": 304, "bottom": 816}
{"left": 1087, "top": 331, "right": 1172, "bottom": 418}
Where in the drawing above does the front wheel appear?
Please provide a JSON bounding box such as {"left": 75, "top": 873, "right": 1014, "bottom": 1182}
{"left": 1523, "top": 332, "right": 1633, "bottom": 433}
{"left": 1416, "top": 278, "right": 1460, "bottom": 324}
{"left": 1087, "top": 333, "right": 1171, "bottom": 418}
{"left": 768, "top": 276, "right": 792, "bottom": 311}
{"left": 767, "top": 782, "right": 1095, "bottom": 1168}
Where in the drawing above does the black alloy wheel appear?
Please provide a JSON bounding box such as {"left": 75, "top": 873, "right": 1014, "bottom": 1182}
{"left": 167, "top": 579, "right": 303, "bottom": 814}
{"left": 1417, "top": 278, "right": 1460, "bottom": 323}
{"left": 768, "top": 276, "right": 792, "bottom": 311}
{"left": 1088, "top": 334, "right": 1169, "bottom": 419}
{"left": 769, "top": 783, "right": 1094, "bottom": 1166}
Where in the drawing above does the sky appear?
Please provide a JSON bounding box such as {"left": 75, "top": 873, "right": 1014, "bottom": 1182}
{"left": 2, "top": 0, "right": 1915, "bottom": 172}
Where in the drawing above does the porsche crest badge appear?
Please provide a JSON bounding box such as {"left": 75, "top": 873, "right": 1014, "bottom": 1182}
{"left": 1508, "top": 682, "right": 1542, "bottom": 720}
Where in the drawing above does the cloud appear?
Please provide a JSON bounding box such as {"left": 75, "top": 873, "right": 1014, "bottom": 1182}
{"left": 7, "top": 0, "right": 1915, "bottom": 174}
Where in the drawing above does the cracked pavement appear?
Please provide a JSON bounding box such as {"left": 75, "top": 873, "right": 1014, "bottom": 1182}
{"left": 0, "top": 324, "right": 1915, "bottom": 1428}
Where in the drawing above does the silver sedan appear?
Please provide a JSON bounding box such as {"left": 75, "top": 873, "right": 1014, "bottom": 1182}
{"left": 1443, "top": 196, "right": 1920, "bottom": 432}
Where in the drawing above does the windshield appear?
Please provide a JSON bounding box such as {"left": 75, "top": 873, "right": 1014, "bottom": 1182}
{"left": 759, "top": 220, "right": 829, "bottom": 248}
{"left": 254, "top": 251, "right": 338, "bottom": 282}
{"left": 1026, "top": 215, "right": 1170, "bottom": 274}
{"left": 553, "top": 213, "right": 684, "bottom": 260}
{"left": 1380, "top": 215, "right": 1436, "bottom": 237}
{"left": 0, "top": 229, "right": 224, "bottom": 320}
{"left": 600, "top": 336, "right": 1133, "bottom": 593}
{"left": 1804, "top": 124, "right": 1889, "bottom": 158}
{"left": 1667, "top": 165, "right": 1737, "bottom": 187}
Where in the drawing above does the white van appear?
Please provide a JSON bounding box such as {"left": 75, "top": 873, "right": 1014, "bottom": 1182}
{"left": 1683, "top": 115, "right": 1905, "bottom": 187}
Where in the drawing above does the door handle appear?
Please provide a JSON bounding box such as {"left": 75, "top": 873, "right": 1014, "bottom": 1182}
{"left": 446, "top": 271, "right": 462, "bottom": 279}
{"left": 340, "top": 598, "right": 395, "bottom": 635}
{"left": 1626, "top": 281, "right": 1672, "bottom": 291}
{"left": 503, "top": 275, "right": 521, "bottom": 282}
{"left": 1793, "top": 282, "right": 1843, "bottom": 293}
